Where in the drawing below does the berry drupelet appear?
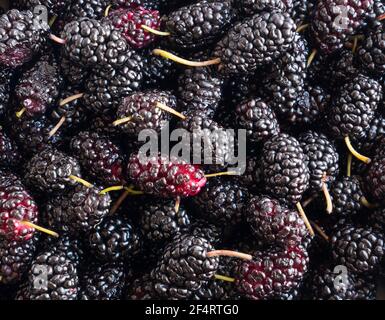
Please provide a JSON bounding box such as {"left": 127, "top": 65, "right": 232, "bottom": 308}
{"left": 150, "top": 234, "right": 219, "bottom": 299}
{"left": 88, "top": 216, "right": 141, "bottom": 262}
{"left": 192, "top": 178, "right": 250, "bottom": 228}
{"left": 0, "top": 9, "right": 49, "bottom": 68}
{"left": 66, "top": 0, "right": 110, "bottom": 21}
{"left": 80, "top": 261, "right": 125, "bottom": 300}
{"left": 161, "top": 1, "right": 235, "bottom": 51}
{"left": 262, "top": 133, "right": 310, "bottom": 205}
{"left": 106, "top": 6, "right": 160, "bottom": 49}
{"left": 24, "top": 148, "right": 82, "bottom": 194}
{"left": 83, "top": 53, "right": 144, "bottom": 115}
{"left": 330, "top": 176, "right": 364, "bottom": 216}
{"left": 139, "top": 199, "right": 190, "bottom": 243}
{"left": 15, "top": 56, "right": 63, "bottom": 116}
{"left": 61, "top": 18, "right": 130, "bottom": 70}
{"left": 310, "top": 0, "right": 373, "bottom": 54}
{"left": 0, "top": 235, "right": 38, "bottom": 285}
{"left": 46, "top": 185, "right": 111, "bottom": 234}
{"left": 235, "top": 245, "right": 309, "bottom": 300}
{"left": 12, "top": 0, "right": 67, "bottom": 17}
{"left": 236, "top": 98, "right": 280, "bottom": 143}
{"left": 358, "top": 20, "right": 385, "bottom": 77}
{"left": 70, "top": 131, "right": 124, "bottom": 186}
{"left": 246, "top": 195, "right": 308, "bottom": 246}
{"left": 0, "top": 128, "right": 21, "bottom": 169}
{"left": 331, "top": 225, "right": 385, "bottom": 274}
{"left": 116, "top": 90, "right": 177, "bottom": 137}
{"left": 17, "top": 243, "right": 79, "bottom": 300}
{"left": 178, "top": 67, "right": 223, "bottom": 118}
{"left": 0, "top": 67, "right": 13, "bottom": 117}
{"left": 234, "top": 0, "right": 293, "bottom": 16}
{"left": 127, "top": 152, "right": 207, "bottom": 198}
{"left": 0, "top": 172, "right": 38, "bottom": 241}
{"left": 307, "top": 264, "right": 357, "bottom": 300}
{"left": 213, "top": 10, "right": 296, "bottom": 75}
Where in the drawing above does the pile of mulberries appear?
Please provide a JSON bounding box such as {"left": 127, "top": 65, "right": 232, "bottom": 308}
{"left": 1, "top": 0, "right": 385, "bottom": 301}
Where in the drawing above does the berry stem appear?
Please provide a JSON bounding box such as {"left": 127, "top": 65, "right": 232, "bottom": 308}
{"left": 60, "top": 93, "right": 84, "bottom": 106}
{"left": 105, "top": 4, "right": 113, "bottom": 17}
{"left": 19, "top": 221, "right": 59, "bottom": 238}
{"left": 48, "top": 116, "right": 65, "bottom": 138}
{"left": 99, "top": 185, "right": 124, "bottom": 195}
{"left": 68, "top": 175, "right": 94, "bottom": 188}
{"left": 309, "top": 220, "right": 329, "bottom": 242}
{"left": 110, "top": 189, "right": 131, "bottom": 215}
{"left": 321, "top": 174, "right": 333, "bottom": 214}
{"left": 124, "top": 186, "right": 144, "bottom": 195}
{"left": 347, "top": 153, "right": 352, "bottom": 177}
{"left": 302, "top": 193, "right": 318, "bottom": 208}
{"left": 48, "top": 15, "right": 57, "bottom": 27}
{"left": 214, "top": 274, "right": 235, "bottom": 282}
{"left": 207, "top": 250, "right": 252, "bottom": 261}
{"left": 296, "top": 23, "right": 309, "bottom": 33}
{"left": 141, "top": 25, "right": 171, "bottom": 36}
{"left": 360, "top": 196, "right": 379, "bottom": 209}
{"left": 344, "top": 136, "right": 371, "bottom": 164}
{"left": 377, "top": 13, "right": 385, "bottom": 21}
{"left": 155, "top": 102, "right": 186, "bottom": 120}
{"left": 49, "top": 33, "right": 66, "bottom": 45}
{"left": 113, "top": 117, "right": 132, "bottom": 126}
{"left": 205, "top": 171, "right": 238, "bottom": 178}
{"left": 153, "top": 49, "right": 221, "bottom": 67}
{"left": 307, "top": 48, "right": 317, "bottom": 67}
{"left": 174, "top": 196, "right": 181, "bottom": 213}
{"left": 296, "top": 202, "right": 315, "bottom": 236}
{"left": 15, "top": 107, "right": 26, "bottom": 118}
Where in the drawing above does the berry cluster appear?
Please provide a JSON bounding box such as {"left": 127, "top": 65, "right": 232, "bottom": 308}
{"left": 1, "top": 0, "right": 385, "bottom": 301}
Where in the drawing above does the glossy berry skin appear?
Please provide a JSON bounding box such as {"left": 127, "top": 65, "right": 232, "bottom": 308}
{"left": 0, "top": 10, "right": 49, "bottom": 68}
{"left": 0, "top": 129, "right": 21, "bottom": 169}
{"left": 311, "top": 0, "right": 373, "bottom": 54}
{"left": 235, "top": 246, "right": 308, "bottom": 300}
{"left": 150, "top": 234, "right": 219, "bottom": 299}
{"left": 331, "top": 225, "right": 385, "bottom": 274}
{"left": 262, "top": 133, "right": 310, "bottom": 204}
{"left": 330, "top": 176, "right": 363, "bottom": 216}
{"left": 367, "top": 158, "right": 385, "bottom": 203}
{"left": 107, "top": 7, "right": 160, "bottom": 49}
{"left": 246, "top": 196, "right": 308, "bottom": 246}
{"left": 70, "top": 131, "right": 124, "bottom": 186}
{"left": 127, "top": 153, "right": 207, "bottom": 198}
{"left": 0, "top": 173, "right": 38, "bottom": 242}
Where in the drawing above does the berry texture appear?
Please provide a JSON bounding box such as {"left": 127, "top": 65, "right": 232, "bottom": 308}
{"left": 262, "top": 133, "right": 310, "bottom": 204}
{"left": 236, "top": 98, "right": 280, "bottom": 143}
{"left": 213, "top": 11, "right": 296, "bottom": 75}
{"left": 246, "top": 196, "right": 308, "bottom": 246}
{"left": 88, "top": 216, "right": 141, "bottom": 262}
{"left": 0, "top": 129, "right": 21, "bottom": 169}
{"left": 0, "top": 9, "right": 49, "bottom": 68}
{"left": 127, "top": 153, "right": 207, "bottom": 198}
{"left": 310, "top": 0, "right": 373, "bottom": 54}
{"left": 15, "top": 57, "right": 63, "bottom": 116}
{"left": 162, "top": 1, "right": 234, "bottom": 50}
{"left": 0, "top": 235, "right": 38, "bottom": 285}
{"left": 328, "top": 75, "right": 382, "bottom": 141}
{"left": 192, "top": 178, "right": 249, "bottom": 227}
{"left": 0, "top": 173, "right": 38, "bottom": 242}
{"left": 298, "top": 131, "right": 339, "bottom": 191}
{"left": 25, "top": 148, "right": 82, "bottom": 194}
{"left": 150, "top": 234, "right": 219, "bottom": 299}
{"left": 116, "top": 90, "right": 176, "bottom": 136}
{"left": 235, "top": 246, "right": 308, "bottom": 300}
{"left": 331, "top": 225, "right": 385, "bottom": 274}
{"left": 139, "top": 199, "right": 190, "bottom": 243}
{"left": 70, "top": 131, "right": 124, "bottom": 186}
{"left": 330, "top": 176, "right": 363, "bottom": 216}
{"left": 62, "top": 18, "right": 130, "bottom": 70}
{"left": 107, "top": 7, "right": 160, "bottom": 49}
{"left": 80, "top": 262, "right": 125, "bottom": 300}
